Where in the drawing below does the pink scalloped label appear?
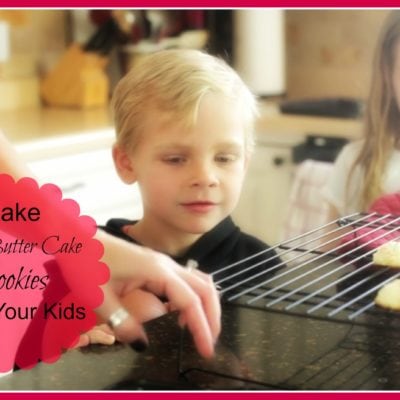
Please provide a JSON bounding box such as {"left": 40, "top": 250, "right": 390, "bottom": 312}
{"left": 0, "top": 174, "right": 109, "bottom": 372}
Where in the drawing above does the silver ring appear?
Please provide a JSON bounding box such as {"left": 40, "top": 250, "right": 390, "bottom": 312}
{"left": 107, "top": 307, "right": 130, "bottom": 329}
{"left": 185, "top": 259, "right": 199, "bottom": 272}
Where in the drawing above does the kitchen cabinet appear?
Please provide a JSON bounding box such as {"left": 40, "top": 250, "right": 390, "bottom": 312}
{"left": 232, "top": 135, "right": 302, "bottom": 245}
{"left": 18, "top": 131, "right": 142, "bottom": 226}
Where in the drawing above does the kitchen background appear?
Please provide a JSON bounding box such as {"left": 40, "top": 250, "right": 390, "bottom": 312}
{"left": 0, "top": 9, "right": 389, "bottom": 98}
{"left": 2, "top": 10, "right": 400, "bottom": 391}
{"left": 0, "top": 9, "right": 391, "bottom": 244}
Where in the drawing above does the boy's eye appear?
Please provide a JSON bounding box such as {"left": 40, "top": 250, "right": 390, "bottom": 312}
{"left": 215, "top": 154, "right": 238, "bottom": 163}
{"left": 163, "top": 155, "right": 187, "bottom": 164}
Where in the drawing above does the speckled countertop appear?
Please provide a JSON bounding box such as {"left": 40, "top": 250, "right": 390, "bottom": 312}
{"left": 0, "top": 303, "right": 398, "bottom": 391}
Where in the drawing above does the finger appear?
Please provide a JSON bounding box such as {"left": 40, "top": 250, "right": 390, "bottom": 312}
{"left": 179, "top": 268, "right": 221, "bottom": 341}
{"left": 73, "top": 334, "right": 90, "bottom": 348}
{"left": 121, "top": 289, "right": 168, "bottom": 324}
{"left": 160, "top": 273, "right": 215, "bottom": 358}
{"left": 85, "top": 325, "right": 116, "bottom": 345}
{"left": 74, "top": 326, "right": 115, "bottom": 348}
{"left": 180, "top": 296, "right": 215, "bottom": 359}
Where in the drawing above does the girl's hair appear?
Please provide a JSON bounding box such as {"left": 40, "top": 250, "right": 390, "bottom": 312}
{"left": 349, "top": 11, "right": 400, "bottom": 210}
{"left": 111, "top": 49, "right": 258, "bottom": 154}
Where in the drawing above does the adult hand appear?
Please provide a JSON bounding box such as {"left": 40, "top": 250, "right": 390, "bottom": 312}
{"left": 95, "top": 230, "right": 221, "bottom": 358}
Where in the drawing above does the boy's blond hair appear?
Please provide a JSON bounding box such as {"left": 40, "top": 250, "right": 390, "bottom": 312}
{"left": 111, "top": 49, "right": 258, "bottom": 153}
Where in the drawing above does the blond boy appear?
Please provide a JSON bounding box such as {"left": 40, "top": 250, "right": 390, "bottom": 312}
{"left": 95, "top": 50, "right": 280, "bottom": 346}
{"left": 106, "top": 49, "right": 278, "bottom": 271}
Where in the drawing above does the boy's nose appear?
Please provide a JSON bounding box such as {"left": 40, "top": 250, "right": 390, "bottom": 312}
{"left": 189, "top": 162, "right": 219, "bottom": 187}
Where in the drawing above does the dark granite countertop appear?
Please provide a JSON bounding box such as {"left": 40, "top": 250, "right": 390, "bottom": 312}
{"left": 1, "top": 302, "right": 399, "bottom": 391}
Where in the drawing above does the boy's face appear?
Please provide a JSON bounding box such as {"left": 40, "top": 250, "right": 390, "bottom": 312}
{"left": 116, "top": 94, "right": 249, "bottom": 237}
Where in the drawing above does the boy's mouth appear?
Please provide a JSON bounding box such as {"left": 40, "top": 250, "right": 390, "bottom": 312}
{"left": 181, "top": 201, "right": 217, "bottom": 213}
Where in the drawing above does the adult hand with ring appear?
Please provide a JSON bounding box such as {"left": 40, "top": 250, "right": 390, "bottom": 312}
{"left": 94, "top": 231, "right": 221, "bottom": 358}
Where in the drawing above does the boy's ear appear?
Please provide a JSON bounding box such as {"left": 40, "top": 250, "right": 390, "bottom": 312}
{"left": 112, "top": 144, "right": 137, "bottom": 184}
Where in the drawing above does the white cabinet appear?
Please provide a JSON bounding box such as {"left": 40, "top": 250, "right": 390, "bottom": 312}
{"left": 19, "top": 132, "right": 142, "bottom": 226}
{"left": 232, "top": 136, "right": 300, "bottom": 245}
